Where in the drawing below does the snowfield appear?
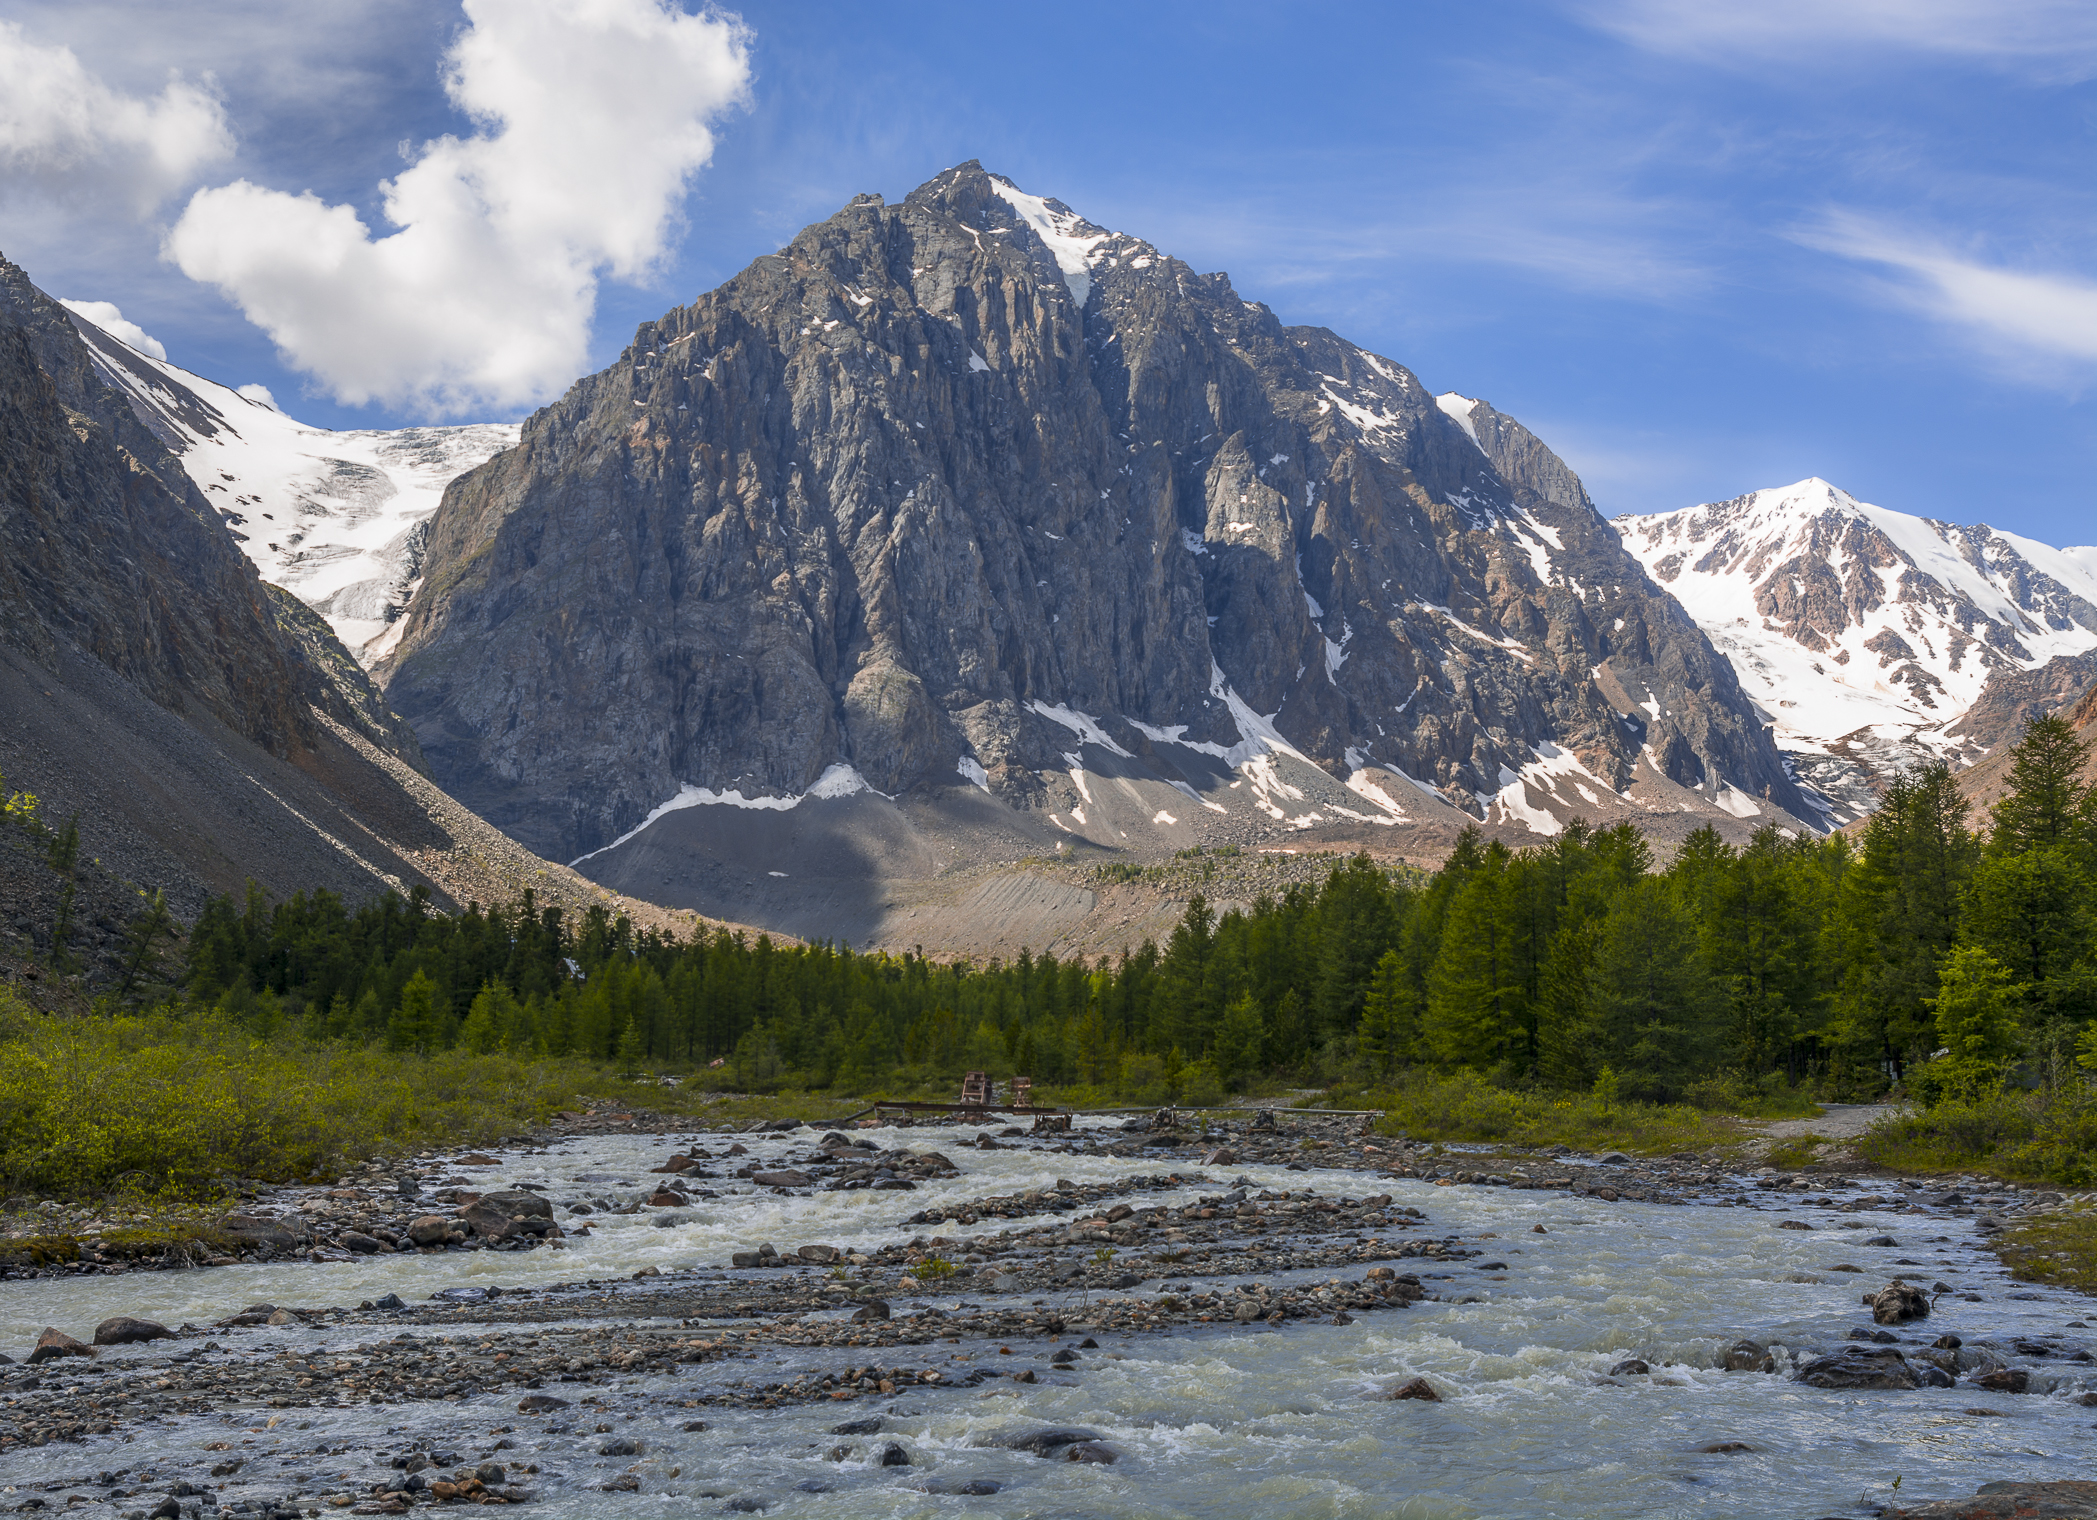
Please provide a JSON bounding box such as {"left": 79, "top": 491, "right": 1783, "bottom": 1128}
{"left": 66, "top": 312, "right": 517, "bottom": 659}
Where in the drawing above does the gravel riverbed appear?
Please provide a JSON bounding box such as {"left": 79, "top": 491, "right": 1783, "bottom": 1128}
{"left": 1, "top": 1110, "right": 2092, "bottom": 1519}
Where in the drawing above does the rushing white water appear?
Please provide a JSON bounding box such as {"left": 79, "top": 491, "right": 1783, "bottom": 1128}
{"left": 3, "top": 1126, "right": 2091, "bottom": 1518}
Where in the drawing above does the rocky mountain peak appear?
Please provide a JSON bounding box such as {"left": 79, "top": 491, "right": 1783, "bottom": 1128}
{"left": 373, "top": 164, "right": 1818, "bottom": 887}
{"left": 1615, "top": 478, "right": 2097, "bottom": 820}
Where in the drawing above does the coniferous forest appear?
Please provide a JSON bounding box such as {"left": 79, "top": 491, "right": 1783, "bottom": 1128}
{"left": 175, "top": 717, "right": 2097, "bottom": 1112}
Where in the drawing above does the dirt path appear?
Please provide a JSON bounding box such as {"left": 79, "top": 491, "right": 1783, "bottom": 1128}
{"left": 1753, "top": 1102, "right": 1904, "bottom": 1140}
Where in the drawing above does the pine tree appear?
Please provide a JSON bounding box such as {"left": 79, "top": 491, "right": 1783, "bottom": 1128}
{"left": 1357, "top": 949, "right": 1414, "bottom": 1079}
{"left": 1830, "top": 762, "right": 1975, "bottom": 1081}
{"left": 1987, "top": 714, "right": 2097, "bottom": 860}
{"left": 1589, "top": 878, "right": 1721, "bottom": 1096}
{"left": 387, "top": 971, "right": 439, "bottom": 1054}
{"left": 1423, "top": 845, "right": 1521, "bottom": 1069}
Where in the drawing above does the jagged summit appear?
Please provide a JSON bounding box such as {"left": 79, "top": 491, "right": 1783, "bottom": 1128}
{"left": 365, "top": 160, "right": 1817, "bottom": 924}
{"left": 1616, "top": 477, "right": 2097, "bottom": 820}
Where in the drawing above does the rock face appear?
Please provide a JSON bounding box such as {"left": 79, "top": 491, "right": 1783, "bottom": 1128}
{"left": 0, "top": 251, "right": 524, "bottom": 929}
{"left": 1616, "top": 478, "right": 2097, "bottom": 822}
{"left": 0, "top": 256, "right": 391, "bottom": 760}
{"left": 380, "top": 162, "right": 1813, "bottom": 872}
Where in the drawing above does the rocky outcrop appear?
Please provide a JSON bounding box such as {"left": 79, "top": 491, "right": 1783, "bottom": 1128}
{"left": 379, "top": 164, "right": 1812, "bottom": 866}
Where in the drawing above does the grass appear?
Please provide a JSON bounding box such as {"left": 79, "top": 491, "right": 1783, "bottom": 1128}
{"left": 1353, "top": 1070, "right": 1755, "bottom": 1156}
{"left": 0, "top": 994, "right": 846, "bottom": 1204}
{"left": 1987, "top": 1209, "right": 2097, "bottom": 1296}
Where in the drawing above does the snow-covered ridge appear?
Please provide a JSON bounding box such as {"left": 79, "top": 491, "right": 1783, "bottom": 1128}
{"left": 1615, "top": 477, "right": 2097, "bottom": 802}
{"left": 66, "top": 312, "right": 517, "bottom": 659}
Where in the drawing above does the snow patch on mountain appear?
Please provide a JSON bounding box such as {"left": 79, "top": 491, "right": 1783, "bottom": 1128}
{"left": 987, "top": 176, "right": 1111, "bottom": 308}
{"left": 64, "top": 309, "right": 516, "bottom": 658}
{"left": 1435, "top": 392, "right": 1486, "bottom": 452}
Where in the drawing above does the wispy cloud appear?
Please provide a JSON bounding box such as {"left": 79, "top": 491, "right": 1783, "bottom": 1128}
{"left": 164, "top": 0, "right": 751, "bottom": 415}
{"left": 1577, "top": 0, "right": 2097, "bottom": 80}
{"left": 1793, "top": 210, "right": 2097, "bottom": 370}
{"left": 0, "top": 20, "right": 231, "bottom": 214}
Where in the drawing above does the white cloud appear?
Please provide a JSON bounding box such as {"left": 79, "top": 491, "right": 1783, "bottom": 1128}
{"left": 1580, "top": 0, "right": 2097, "bottom": 80}
{"left": 236, "top": 383, "right": 279, "bottom": 410}
{"left": 0, "top": 20, "right": 232, "bottom": 214}
{"left": 1794, "top": 211, "right": 2097, "bottom": 367}
{"left": 165, "top": 0, "right": 751, "bottom": 415}
{"left": 57, "top": 297, "right": 168, "bottom": 360}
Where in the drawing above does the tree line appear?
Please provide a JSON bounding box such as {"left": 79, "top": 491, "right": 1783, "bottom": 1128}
{"left": 179, "top": 716, "right": 2097, "bottom": 1104}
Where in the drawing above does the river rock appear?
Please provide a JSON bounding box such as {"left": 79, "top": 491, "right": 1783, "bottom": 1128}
{"left": 518, "top": 1395, "right": 570, "bottom": 1413}
{"left": 751, "top": 1169, "right": 813, "bottom": 1189}
{"left": 796, "top": 1244, "right": 839, "bottom": 1263}
{"left": 481, "top": 1190, "right": 554, "bottom": 1219}
{"left": 337, "top": 1231, "right": 383, "bottom": 1254}
{"left": 92, "top": 1317, "right": 172, "bottom": 1346}
{"left": 598, "top": 1437, "right": 641, "bottom": 1456}
{"left": 1379, "top": 1376, "right": 1441, "bottom": 1402}
{"left": 1721, "top": 1339, "right": 1776, "bottom": 1373}
{"left": 27, "top": 1328, "right": 91, "bottom": 1364}
{"left": 852, "top": 1300, "right": 891, "bottom": 1322}
{"left": 1972, "top": 1367, "right": 2030, "bottom": 1394}
{"left": 988, "top": 1427, "right": 1104, "bottom": 1456}
{"left": 1609, "top": 1358, "right": 1650, "bottom": 1376}
{"left": 1872, "top": 1282, "right": 1931, "bottom": 1324}
{"left": 407, "top": 1215, "right": 452, "bottom": 1246}
{"left": 1794, "top": 1346, "right": 1920, "bottom": 1390}
{"left": 1061, "top": 1442, "right": 1119, "bottom": 1464}
{"left": 646, "top": 1190, "right": 685, "bottom": 1207}
{"left": 459, "top": 1200, "right": 514, "bottom": 1240}
{"left": 877, "top": 1443, "right": 911, "bottom": 1466}
{"left": 218, "top": 1213, "right": 302, "bottom": 1249}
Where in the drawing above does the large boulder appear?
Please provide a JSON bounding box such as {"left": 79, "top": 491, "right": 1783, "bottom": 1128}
{"left": 1871, "top": 1282, "right": 1930, "bottom": 1325}
{"left": 1794, "top": 1347, "right": 1920, "bottom": 1390}
{"left": 479, "top": 1190, "right": 553, "bottom": 1219}
{"left": 1887, "top": 1480, "right": 2097, "bottom": 1519}
{"left": 751, "top": 1169, "right": 813, "bottom": 1189}
{"left": 407, "top": 1215, "right": 453, "bottom": 1247}
{"left": 458, "top": 1200, "right": 515, "bottom": 1240}
{"left": 94, "top": 1317, "right": 173, "bottom": 1346}
{"left": 27, "top": 1328, "right": 92, "bottom": 1364}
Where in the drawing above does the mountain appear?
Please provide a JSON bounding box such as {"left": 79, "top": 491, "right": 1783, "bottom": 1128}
{"left": 371, "top": 163, "right": 1818, "bottom": 940}
{"left": 1616, "top": 479, "right": 2097, "bottom": 822}
{"left": 64, "top": 313, "right": 517, "bottom": 658}
{"left": 0, "top": 253, "right": 663, "bottom": 985}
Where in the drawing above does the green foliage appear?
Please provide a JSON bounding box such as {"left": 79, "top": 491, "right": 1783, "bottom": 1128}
{"left": 0, "top": 989, "right": 588, "bottom": 1199}
{"left": 1366, "top": 1069, "right": 1743, "bottom": 1154}
{"left": 1989, "top": 1208, "right": 2097, "bottom": 1295}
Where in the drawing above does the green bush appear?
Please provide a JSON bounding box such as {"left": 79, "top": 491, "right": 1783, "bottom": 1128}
{"left": 0, "top": 992, "right": 594, "bottom": 1199}
{"left": 1856, "top": 1086, "right": 2096, "bottom": 1186}
{"left": 1364, "top": 1068, "right": 1744, "bottom": 1154}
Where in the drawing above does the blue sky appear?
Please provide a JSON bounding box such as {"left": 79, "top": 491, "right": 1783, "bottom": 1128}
{"left": 3, "top": 0, "right": 2092, "bottom": 542}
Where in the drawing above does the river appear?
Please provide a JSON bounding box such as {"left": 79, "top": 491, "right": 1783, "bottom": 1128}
{"left": 0, "top": 1121, "right": 2089, "bottom": 1518}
